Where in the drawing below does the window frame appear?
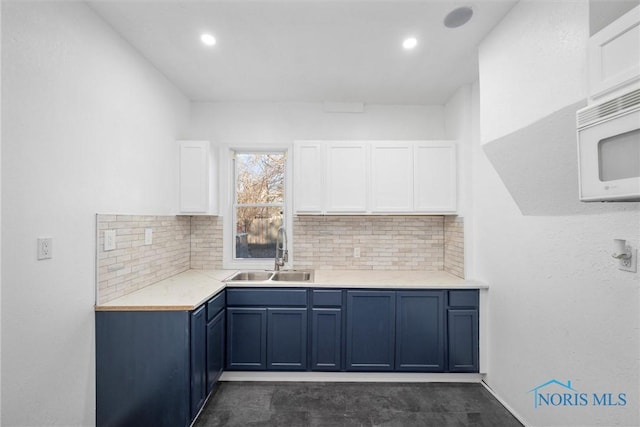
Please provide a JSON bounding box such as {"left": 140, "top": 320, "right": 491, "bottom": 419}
{"left": 221, "top": 145, "right": 293, "bottom": 270}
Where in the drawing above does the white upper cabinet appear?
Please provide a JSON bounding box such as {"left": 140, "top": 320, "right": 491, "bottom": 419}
{"left": 178, "top": 140, "right": 217, "bottom": 214}
{"left": 414, "top": 142, "right": 457, "bottom": 213}
{"left": 293, "top": 141, "right": 324, "bottom": 213}
{"left": 325, "top": 142, "right": 368, "bottom": 213}
{"left": 371, "top": 142, "right": 413, "bottom": 212}
{"left": 293, "top": 140, "right": 457, "bottom": 215}
{"left": 588, "top": 5, "right": 640, "bottom": 100}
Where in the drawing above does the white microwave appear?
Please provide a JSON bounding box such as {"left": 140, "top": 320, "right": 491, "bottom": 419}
{"left": 577, "top": 88, "right": 640, "bottom": 202}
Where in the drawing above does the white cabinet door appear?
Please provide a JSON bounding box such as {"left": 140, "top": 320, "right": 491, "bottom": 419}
{"left": 414, "top": 142, "right": 457, "bottom": 213}
{"left": 325, "top": 142, "right": 368, "bottom": 213}
{"left": 588, "top": 5, "right": 640, "bottom": 100}
{"left": 179, "top": 141, "right": 217, "bottom": 214}
{"left": 292, "top": 140, "right": 457, "bottom": 215}
{"left": 293, "top": 142, "right": 324, "bottom": 213}
{"left": 371, "top": 142, "right": 413, "bottom": 212}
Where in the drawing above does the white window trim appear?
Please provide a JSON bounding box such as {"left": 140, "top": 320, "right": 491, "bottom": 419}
{"left": 220, "top": 144, "right": 294, "bottom": 270}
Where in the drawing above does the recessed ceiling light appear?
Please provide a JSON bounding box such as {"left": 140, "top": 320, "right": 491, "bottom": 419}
{"left": 444, "top": 6, "right": 473, "bottom": 28}
{"left": 200, "top": 33, "right": 216, "bottom": 46}
{"left": 402, "top": 37, "right": 418, "bottom": 50}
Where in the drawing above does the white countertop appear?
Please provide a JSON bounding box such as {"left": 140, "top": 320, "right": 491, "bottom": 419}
{"left": 95, "top": 270, "right": 228, "bottom": 311}
{"left": 95, "top": 269, "right": 487, "bottom": 311}
{"left": 313, "top": 270, "right": 485, "bottom": 288}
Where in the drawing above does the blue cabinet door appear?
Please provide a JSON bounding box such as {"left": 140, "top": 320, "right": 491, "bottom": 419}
{"left": 396, "top": 291, "right": 445, "bottom": 372}
{"left": 267, "top": 308, "right": 308, "bottom": 370}
{"left": 226, "top": 307, "right": 267, "bottom": 370}
{"left": 206, "top": 309, "right": 225, "bottom": 393}
{"left": 190, "top": 305, "right": 207, "bottom": 419}
{"left": 346, "top": 291, "right": 396, "bottom": 371}
{"left": 311, "top": 308, "right": 342, "bottom": 371}
{"left": 96, "top": 311, "right": 191, "bottom": 427}
{"left": 447, "top": 309, "right": 479, "bottom": 372}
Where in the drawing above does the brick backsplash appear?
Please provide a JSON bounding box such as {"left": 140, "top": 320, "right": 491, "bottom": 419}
{"left": 97, "top": 213, "right": 464, "bottom": 304}
{"left": 96, "top": 215, "right": 191, "bottom": 304}
{"left": 190, "top": 216, "right": 223, "bottom": 270}
{"left": 444, "top": 216, "right": 464, "bottom": 278}
{"left": 293, "top": 216, "right": 446, "bottom": 271}
{"left": 96, "top": 214, "right": 223, "bottom": 305}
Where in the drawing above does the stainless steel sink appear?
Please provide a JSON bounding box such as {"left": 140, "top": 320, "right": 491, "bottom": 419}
{"left": 224, "top": 270, "right": 314, "bottom": 283}
{"left": 225, "top": 271, "right": 274, "bottom": 281}
{"left": 271, "top": 270, "right": 314, "bottom": 282}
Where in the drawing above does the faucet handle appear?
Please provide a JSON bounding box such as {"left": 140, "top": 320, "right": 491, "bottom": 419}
{"left": 283, "top": 250, "right": 289, "bottom": 263}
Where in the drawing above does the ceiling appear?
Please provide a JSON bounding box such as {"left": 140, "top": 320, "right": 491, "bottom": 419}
{"left": 89, "top": 1, "right": 517, "bottom": 105}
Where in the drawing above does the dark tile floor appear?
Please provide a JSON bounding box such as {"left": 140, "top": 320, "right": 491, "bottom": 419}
{"left": 193, "top": 382, "right": 523, "bottom": 427}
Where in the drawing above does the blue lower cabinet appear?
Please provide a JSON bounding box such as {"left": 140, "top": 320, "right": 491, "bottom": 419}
{"left": 395, "top": 291, "right": 445, "bottom": 372}
{"left": 226, "top": 307, "right": 308, "bottom": 371}
{"left": 226, "top": 289, "right": 308, "bottom": 371}
{"left": 96, "top": 311, "right": 191, "bottom": 427}
{"left": 190, "top": 305, "right": 207, "bottom": 419}
{"left": 346, "top": 291, "right": 396, "bottom": 371}
{"left": 223, "top": 288, "right": 480, "bottom": 374}
{"left": 267, "top": 308, "right": 308, "bottom": 370}
{"left": 447, "top": 290, "right": 479, "bottom": 373}
{"left": 206, "top": 309, "right": 225, "bottom": 393}
{"left": 96, "top": 291, "right": 228, "bottom": 427}
{"left": 226, "top": 307, "right": 267, "bottom": 370}
{"left": 311, "top": 308, "right": 342, "bottom": 370}
{"left": 447, "top": 309, "right": 479, "bottom": 372}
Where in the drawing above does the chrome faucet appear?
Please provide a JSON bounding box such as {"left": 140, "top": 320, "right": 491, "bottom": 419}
{"left": 274, "top": 226, "right": 288, "bottom": 271}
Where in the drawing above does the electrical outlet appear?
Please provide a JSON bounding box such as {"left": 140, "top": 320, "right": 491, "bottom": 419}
{"left": 104, "top": 230, "right": 116, "bottom": 251}
{"left": 37, "top": 237, "right": 53, "bottom": 260}
{"left": 619, "top": 248, "right": 637, "bottom": 273}
{"left": 354, "top": 247, "right": 360, "bottom": 258}
{"left": 144, "top": 228, "right": 153, "bottom": 245}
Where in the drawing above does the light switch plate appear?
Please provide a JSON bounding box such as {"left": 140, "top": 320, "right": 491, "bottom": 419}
{"left": 104, "top": 230, "right": 116, "bottom": 251}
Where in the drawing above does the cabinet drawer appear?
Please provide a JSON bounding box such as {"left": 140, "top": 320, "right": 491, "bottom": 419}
{"left": 448, "top": 290, "right": 478, "bottom": 308}
{"left": 207, "top": 291, "right": 225, "bottom": 321}
{"left": 312, "top": 290, "right": 342, "bottom": 307}
{"left": 227, "top": 288, "right": 307, "bottom": 307}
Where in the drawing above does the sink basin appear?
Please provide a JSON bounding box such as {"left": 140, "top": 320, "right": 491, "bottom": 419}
{"left": 224, "top": 270, "right": 314, "bottom": 283}
{"left": 271, "top": 270, "right": 314, "bottom": 282}
{"left": 226, "top": 271, "right": 274, "bottom": 281}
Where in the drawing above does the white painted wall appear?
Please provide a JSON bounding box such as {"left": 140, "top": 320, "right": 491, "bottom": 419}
{"left": 444, "top": 85, "right": 474, "bottom": 274}
{"left": 472, "top": 2, "right": 640, "bottom": 426}
{"left": 1, "top": 2, "right": 190, "bottom": 425}
{"left": 478, "top": 0, "right": 589, "bottom": 144}
{"left": 189, "top": 102, "right": 445, "bottom": 143}
{"left": 0, "top": 1, "right": 3, "bottom": 422}
{"left": 444, "top": 85, "right": 471, "bottom": 217}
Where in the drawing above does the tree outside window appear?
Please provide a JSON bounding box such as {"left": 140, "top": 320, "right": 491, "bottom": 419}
{"left": 234, "top": 152, "right": 285, "bottom": 259}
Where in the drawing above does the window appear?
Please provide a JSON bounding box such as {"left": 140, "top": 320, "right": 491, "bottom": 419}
{"left": 233, "top": 152, "right": 286, "bottom": 260}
